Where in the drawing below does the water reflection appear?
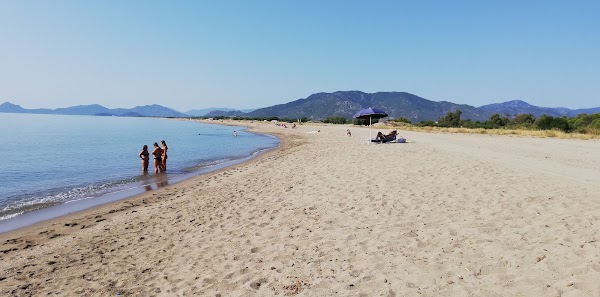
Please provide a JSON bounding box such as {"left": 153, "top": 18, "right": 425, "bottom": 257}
{"left": 141, "top": 173, "right": 170, "bottom": 191}
{"left": 155, "top": 176, "right": 169, "bottom": 188}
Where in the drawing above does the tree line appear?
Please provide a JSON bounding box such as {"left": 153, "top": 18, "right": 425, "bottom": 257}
{"left": 408, "top": 110, "right": 600, "bottom": 133}
{"left": 202, "top": 111, "right": 600, "bottom": 134}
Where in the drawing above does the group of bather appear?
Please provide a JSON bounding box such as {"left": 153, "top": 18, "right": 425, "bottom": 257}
{"left": 139, "top": 140, "right": 168, "bottom": 173}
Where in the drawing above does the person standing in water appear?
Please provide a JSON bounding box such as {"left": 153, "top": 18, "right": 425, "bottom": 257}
{"left": 233, "top": 131, "right": 237, "bottom": 137}
{"left": 151, "top": 142, "right": 163, "bottom": 173}
{"left": 139, "top": 145, "right": 150, "bottom": 172}
{"left": 160, "top": 140, "right": 168, "bottom": 172}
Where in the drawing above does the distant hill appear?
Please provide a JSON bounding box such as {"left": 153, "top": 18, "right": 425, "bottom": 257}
{"left": 0, "top": 102, "right": 188, "bottom": 118}
{"left": 3, "top": 94, "right": 598, "bottom": 122}
{"left": 245, "top": 91, "right": 489, "bottom": 122}
{"left": 0, "top": 102, "right": 54, "bottom": 114}
{"left": 479, "top": 100, "right": 600, "bottom": 118}
{"left": 54, "top": 104, "right": 111, "bottom": 115}
{"left": 205, "top": 110, "right": 247, "bottom": 117}
{"left": 186, "top": 107, "right": 256, "bottom": 116}
{"left": 0, "top": 102, "right": 27, "bottom": 113}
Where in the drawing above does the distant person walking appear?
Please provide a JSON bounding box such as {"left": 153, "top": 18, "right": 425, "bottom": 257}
{"left": 233, "top": 131, "right": 238, "bottom": 137}
{"left": 152, "top": 142, "right": 163, "bottom": 173}
{"left": 346, "top": 129, "right": 352, "bottom": 137}
{"left": 161, "top": 140, "right": 168, "bottom": 172}
{"left": 139, "top": 145, "right": 150, "bottom": 172}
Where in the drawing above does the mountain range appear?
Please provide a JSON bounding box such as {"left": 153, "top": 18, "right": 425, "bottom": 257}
{"left": 223, "top": 91, "right": 599, "bottom": 122}
{"left": 2, "top": 91, "right": 598, "bottom": 121}
{"left": 478, "top": 100, "right": 600, "bottom": 118}
{"left": 185, "top": 107, "right": 256, "bottom": 117}
{"left": 0, "top": 102, "right": 187, "bottom": 118}
{"left": 242, "top": 91, "right": 488, "bottom": 122}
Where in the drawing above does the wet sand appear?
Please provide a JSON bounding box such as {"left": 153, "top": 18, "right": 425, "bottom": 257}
{"left": 1, "top": 122, "right": 600, "bottom": 296}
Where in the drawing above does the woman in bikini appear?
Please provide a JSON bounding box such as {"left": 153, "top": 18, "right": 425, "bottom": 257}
{"left": 151, "top": 142, "right": 163, "bottom": 173}
{"left": 160, "top": 140, "right": 168, "bottom": 172}
{"left": 139, "top": 145, "right": 150, "bottom": 172}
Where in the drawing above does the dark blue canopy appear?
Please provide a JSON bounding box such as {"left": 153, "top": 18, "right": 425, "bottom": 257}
{"left": 353, "top": 107, "right": 388, "bottom": 119}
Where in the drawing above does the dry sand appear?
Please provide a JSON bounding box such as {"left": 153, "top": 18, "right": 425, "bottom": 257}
{"left": 1, "top": 122, "right": 600, "bottom": 296}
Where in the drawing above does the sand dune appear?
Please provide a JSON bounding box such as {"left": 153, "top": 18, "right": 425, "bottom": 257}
{"left": 2, "top": 122, "right": 600, "bottom": 296}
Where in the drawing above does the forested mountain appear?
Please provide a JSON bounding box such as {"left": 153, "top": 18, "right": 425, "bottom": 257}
{"left": 245, "top": 91, "right": 488, "bottom": 122}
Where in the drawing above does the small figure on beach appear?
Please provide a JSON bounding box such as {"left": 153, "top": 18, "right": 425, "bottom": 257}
{"left": 152, "top": 142, "right": 163, "bottom": 173}
{"left": 346, "top": 129, "right": 352, "bottom": 137}
{"left": 139, "top": 145, "right": 150, "bottom": 172}
{"left": 161, "top": 140, "right": 168, "bottom": 172}
{"left": 375, "top": 130, "right": 398, "bottom": 141}
{"left": 292, "top": 123, "right": 296, "bottom": 129}
{"left": 234, "top": 130, "right": 237, "bottom": 137}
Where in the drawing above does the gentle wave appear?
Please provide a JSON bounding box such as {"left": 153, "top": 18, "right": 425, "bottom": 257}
{"left": 1, "top": 114, "right": 279, "bottom": 227}
{"left": 0, "top": 142, "right": 278, "bottom": 222}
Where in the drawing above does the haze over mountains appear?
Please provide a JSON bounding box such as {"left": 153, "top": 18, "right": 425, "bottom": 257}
{"left": 478, "top": 100, "right": 600, "bottom": 118}
{"left": 0, "top": 102, "right": 187, "bottom": 118}
{"left": 185, "top": 108, "right": 256, "bottom": 117}
{"left": 2, "top": 91, "right": 599, "bottom": 121}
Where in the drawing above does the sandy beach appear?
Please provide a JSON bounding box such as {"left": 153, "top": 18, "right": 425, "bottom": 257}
{"left": 1, "top": 122, "right": 600, "bottom": 296}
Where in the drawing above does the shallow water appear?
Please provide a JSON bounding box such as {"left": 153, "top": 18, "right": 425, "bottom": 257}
{"left": 0, "top": 113, "right": 278, "bottom": 228}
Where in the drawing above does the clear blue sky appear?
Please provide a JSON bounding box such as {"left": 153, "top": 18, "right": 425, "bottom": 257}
{"left": 1, "top": 0, "right": 598, "bottom": 111}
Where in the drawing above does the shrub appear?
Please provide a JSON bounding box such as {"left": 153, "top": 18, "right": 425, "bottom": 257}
{"left": 535, "top": 115, "right": 571, "bottom": 132}
{"left": 512, "top": 113, "right": 536, "bottom": 125}
{"left": 417, "top": 120, "right": 437, "bottom": 127}
{"left": 324, "top": 116, "right": 348, "bottom": 124}
{"left": 438, "top": 110, "right": 462, "bottom": 127}
{"left": 392, "top": 116, "right": 412, "bottom": 124}
{"left": 353, "top": 118, "right": 379, "bottom": 126}
{"left": 489, "top": 113, "right": 509, "bottom": 127}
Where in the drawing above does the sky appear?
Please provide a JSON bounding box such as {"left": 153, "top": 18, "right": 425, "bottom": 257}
{"left": 1, "top": 0, "right": 598, "bottom": 111}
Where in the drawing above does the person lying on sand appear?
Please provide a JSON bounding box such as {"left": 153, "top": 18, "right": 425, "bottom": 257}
{"left": 375, "top": 130, "right": 397, "bottom": 140}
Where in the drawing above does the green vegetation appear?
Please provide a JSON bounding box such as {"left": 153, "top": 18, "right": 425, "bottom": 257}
{"left": 437, "top": 110, "right": 462, "bottom": 127}
{"left": 352, "top": 118, "right": 379, "bottom": 126}
{"left": 414, "top": 109, "right": 600, "bottom": 135}
{"left": 391, "top": 116, "right": 412, "bottom": 124}
{"left": 323, "top": 116, "right": 348, "bottom": 124}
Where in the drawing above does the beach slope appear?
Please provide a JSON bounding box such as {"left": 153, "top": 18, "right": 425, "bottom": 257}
{"left": 2, "top": 122, "right": 600, "bottom": 296}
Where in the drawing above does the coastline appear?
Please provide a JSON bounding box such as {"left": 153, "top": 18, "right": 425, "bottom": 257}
{"left": 0, "top": 121, "right": 284, "bottom": 238}
{"left": 1, "top": 122, "right": 600, "bottom": 296}
{"left": 0, "top": 119, "right": 279, "bottom": 233}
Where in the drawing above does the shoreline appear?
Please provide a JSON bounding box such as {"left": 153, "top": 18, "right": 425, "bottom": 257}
{"left": 0, "top": 120, "right": 280, "bottom": 234}
{"left": 1, "top": 122, "right": 600, "bottom": 296}
{"left": 0, "top": 121, "right": 290, "bottom": 244}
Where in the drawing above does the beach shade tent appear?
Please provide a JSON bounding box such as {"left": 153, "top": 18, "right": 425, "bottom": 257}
{"left": 353, "top": 107, "right": 388, "bottom": 141}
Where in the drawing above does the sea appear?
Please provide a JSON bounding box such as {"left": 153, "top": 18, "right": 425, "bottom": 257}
{"left": 0, "top": 113, "right": 279, "bottom": 232}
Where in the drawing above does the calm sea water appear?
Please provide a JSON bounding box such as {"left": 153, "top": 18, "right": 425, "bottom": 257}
{"left": 0, "top": 113, "right": 278, "bottom": 226}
